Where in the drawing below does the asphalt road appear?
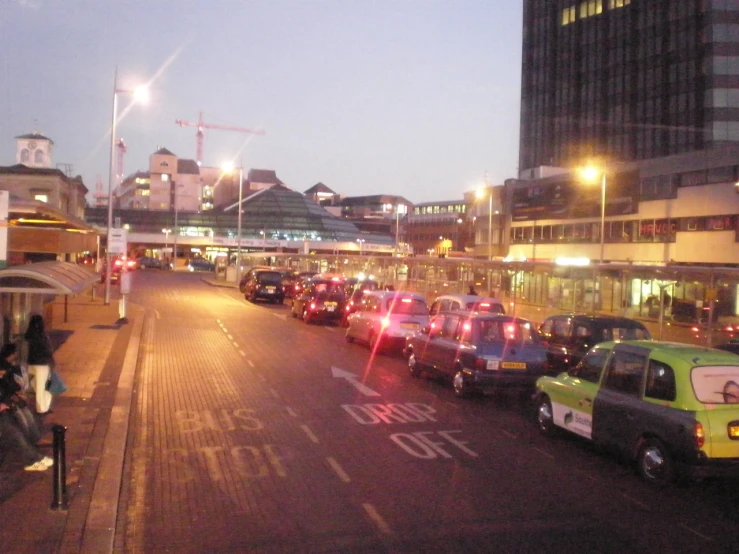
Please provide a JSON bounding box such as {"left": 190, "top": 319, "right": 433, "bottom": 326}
{"left": 115, "top": 271, "right": 739, "bottom": 553}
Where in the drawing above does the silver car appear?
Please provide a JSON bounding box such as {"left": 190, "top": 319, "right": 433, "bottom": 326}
{"left": 345, "top": 291, "right": 429, "bottom": 353}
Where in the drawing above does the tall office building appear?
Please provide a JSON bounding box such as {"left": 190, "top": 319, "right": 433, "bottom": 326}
{"left": 519, "top": 0, "right": 739, "bottom": 172}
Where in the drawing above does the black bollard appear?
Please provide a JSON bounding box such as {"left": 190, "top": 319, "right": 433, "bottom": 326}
{"left": 50, "top": 424, "right": 69, "bottom": 511}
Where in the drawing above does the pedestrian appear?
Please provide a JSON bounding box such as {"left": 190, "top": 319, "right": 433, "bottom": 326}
{"left": 0, "top": 343, "right": 40, "bottom": 443}
{"left": 0, "top": 344, "right": 51, "bottom": 471}
{"left": 24, "top": 314, "right": 55, "bottom": 414}
{"left": 468, "top": 285, "right": 478, "bottom": 296}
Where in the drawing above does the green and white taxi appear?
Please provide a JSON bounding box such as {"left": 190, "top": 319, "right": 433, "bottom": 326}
{"left": 534, "top": 340, "right": 739, "bottom": 485}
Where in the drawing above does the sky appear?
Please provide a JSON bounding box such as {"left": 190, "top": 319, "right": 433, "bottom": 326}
{"left": 0, "top": 0, "right": 523, "bottom": 205}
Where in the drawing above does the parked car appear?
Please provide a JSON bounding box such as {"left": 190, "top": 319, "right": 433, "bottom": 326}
{"left": 345, "top": 291, "right": 429, "bottom": 352}
{"left": 404, "top": 312, "right": 549, "bottom": 397}
{"left": 186, "top": 258, "right": 215, "bottom": 272}
{"left": 100, "top": 256, "right": 136, "bottom": 283}
{"left": 239, "top": 265, "right": 273, "bottom": 293}
{"left": 243, "top": 269, "right": 285, "bottom": 303}
{"left": 538, "top": 314, "right": 651, "bottom": 372}
{"left": 534, "top": 341, "right": 739, "bottom": 485}
{"left": 286, "top": 272, "right": 319, "bottom": 300}
{"left": 291, "top": 277, "right": 346, "bottom": 324}
{"left": 429, "top": 294, "right": 506, "bottom": 316}
{"left": 136, "top": 256, "right": 163, "bottom": 269}
{"left": 714, "top": 341, "right": 739, "bottom": 356}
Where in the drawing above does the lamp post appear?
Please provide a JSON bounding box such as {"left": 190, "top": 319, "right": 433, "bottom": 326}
{"left": 580, "top": 166, "right": 607, "bottom": 265}
{"left": 172, "top": 183, "right": 184, "bottom": 270}
{"left": 223, "top": 163, "right": 244, "bottom": 284}
{"left": 475, "top": 188, "right": 493, "bottom": 260}
{"left": 105, "top": 68, "right": 147, "bottom": 304}
{"left": 162, "top": 228, "right": 171, "bottom": 266}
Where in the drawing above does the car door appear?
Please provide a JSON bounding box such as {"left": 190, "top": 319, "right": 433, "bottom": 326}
{"left": 592, "top": 345, "right": 649, "bottom": 452}
{"left": 541, "top": 316, "right": 572, "bottom": 370}
{"left": 418, "top": 314, "right": 449, "bottom": 370}
{"left": 432, "top": 314, "right": 464, "bottom": 375}
{"left": 547, "top": 347, "right": 609, "bottom": 440}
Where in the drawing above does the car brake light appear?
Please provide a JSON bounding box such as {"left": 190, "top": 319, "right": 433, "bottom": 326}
{"left": 505, "top": 324, "right": 516, "bottom": 340}
{"left": 345, "top": 305, "right": 351, "bottom": 311}
{"left": 474, "top": 358, "right": 486, "bottom": 370}
{"left": 114, "top": 260, "right": 123, "bottom": 266}
{"left": 310, "top": 302, "right": 316, "bottom": 310}
{"left": 381, "top": 317, "right": 390, "bottom": 327}
{"left": 480, "top": 303, "right": 490, "bottom": 307}
{"left": 463, "top": 323, "right": 471, "bottom": 331}
{"left": 694, "top": 422, "right": 705, "bottom": 448}
{"left": 401, "top": 298, "right": 412, "bottom": 303}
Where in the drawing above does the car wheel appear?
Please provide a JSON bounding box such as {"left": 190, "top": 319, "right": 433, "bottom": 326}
{"left": 453, "top": 370, "right": 470, "bottom": 398}
{"left": 408, "top": 352, "right": 423, "bottom": 378}
{"left": 637, "top": 438, "right": 675, "bottom": 486}
{"left": 291, "top": 309, "right": 298, "bottom": 318}
{"left": 536, "top": 396, "right": 558, "bottom": 437}
{"left": 303, "top": 309, "right": 312, "bottom": 324}
{"left": 345, "top": 331, "right": 354, "bottom": 343}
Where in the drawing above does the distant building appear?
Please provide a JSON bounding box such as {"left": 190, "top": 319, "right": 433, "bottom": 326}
{"left": 519, "top": 1, "right": 739, "bottom": 171}
{"left": 407, "top": 199, "right": 473, "bottom": 257}
{"left": 304, "top": 182, "right": 338, "bottom": 206}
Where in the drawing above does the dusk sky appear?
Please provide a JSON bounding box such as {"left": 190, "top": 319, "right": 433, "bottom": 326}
{"left": 0, "top": 0, "right": 523, "bottom": 204}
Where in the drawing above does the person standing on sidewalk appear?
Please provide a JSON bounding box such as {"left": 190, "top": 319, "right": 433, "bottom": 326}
{"left": 0, "top": 343, "right": 41, "bottom": 444}
{"left": 24, "top": 314, "right": 55, "bottom": 414}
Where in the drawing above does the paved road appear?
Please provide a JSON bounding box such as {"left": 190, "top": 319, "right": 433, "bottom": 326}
{"left": 115, "top": 271, "right": 739, "bottom": 553}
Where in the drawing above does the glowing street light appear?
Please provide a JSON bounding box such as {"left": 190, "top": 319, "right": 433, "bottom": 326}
{"left": 105, "top": 69, "right": 148, "bottom": 305}
{"left": 162, "top": 228, "right": 171, "bottom": 266}
{"left": 579, "top": 164, "right": 607, "bottom": 265}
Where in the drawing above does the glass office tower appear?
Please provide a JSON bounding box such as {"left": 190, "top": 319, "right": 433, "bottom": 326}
{"left": 519, "top": 0, "right": 739, "bottom": 171}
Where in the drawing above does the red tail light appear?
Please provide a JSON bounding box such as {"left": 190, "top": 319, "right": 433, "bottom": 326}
{"left": 474, "top": 358, "right": 486, "bottom": 370}
{"left": 345, "top": 305, "right": 351, "bottom": 311}
{"left": 694, "top": 422, "right": 705, "bottom": 448}
{"left": 310, "top": 302, "right": 316, "bottom": 310}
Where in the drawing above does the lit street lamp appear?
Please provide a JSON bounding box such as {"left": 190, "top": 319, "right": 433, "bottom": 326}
{"left": 105, "top": 68, "right": 148, "bottom": 304}
{"left": 162, "top": 228, "right": 171, "bottom": 266}
{"left": 222, "top": 163, "right": 244, "bottom": 284}
{"left": 475, "top": 188, "right": 493, "bottom": 261}
{"left": 172, "top": 183, "right": 185, "bottom": 270}
{"left": 580, "top": 165, "right": 607, "bottom": 265}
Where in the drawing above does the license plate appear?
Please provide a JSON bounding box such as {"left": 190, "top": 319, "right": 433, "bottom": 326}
{"left": 326, "top": 306, "right": 335, "bottom": 312}
{"left": 401, "top": 323, "right": 419, "bottom": 330}
{"left": 486, "top": 359, "right": 500, "bottom": 370}
{"left": 266, "top": 287, "right": 275, "bottom": 293}
{"left": 501, "top": 362, "right": 527, "bottom": 369}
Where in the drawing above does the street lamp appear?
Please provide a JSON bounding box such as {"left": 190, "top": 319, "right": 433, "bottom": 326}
{"left": 105, "top": 68, "right": 148, "bottom": 304}
{"left": 172, "top": 183, "right": 185, "bottom": 270}
{"left": 580, "top": 165, "right": 607, "bottom": 265}
{"left": 475, "top": 188, "right": 493, "bottom": 261}
{"left": 222, "top": 163, "right": 244, "bottom": 284}
{"left": 357, "top": 238, "right": 365, "bottom": 255}
{"left": 162, "top": 228, "right": 171, "bottom": 266}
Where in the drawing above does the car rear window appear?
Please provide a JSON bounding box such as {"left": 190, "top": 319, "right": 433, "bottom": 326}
{"left": 478, "top": 320, "right": 537, "bottom": 344}
{"left": 257, "top": 272, "right": 282, "bottom": 284}
{"left": 314, "top": 282, "right": 344, "bottom": 295}
{"left": 691, "top": 366, "right": 739, "bottom": 404}
{"left": 599, "top": 325, "right": 651, "bottom": 341}
{"left": 386, "top": 297, "right": 428, "bottom": 315}
{"left": 466, "top": 301, "right": 505, "bottom": 314}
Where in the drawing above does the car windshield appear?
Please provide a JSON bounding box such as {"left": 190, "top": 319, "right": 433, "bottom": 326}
{"left": 466, "top": 301, "right": 505, "bottom": 314}
{"left": 258, "top": 272, "right": 282, "bottom": 284}
{"left": 691, "top": 366, "right": 739, "bottom": 404}
{"left": 478, "top": 320, "right": 537, "bottom": 344}
{"left": 386, "top": 297, "right": 427, "bottom": 315}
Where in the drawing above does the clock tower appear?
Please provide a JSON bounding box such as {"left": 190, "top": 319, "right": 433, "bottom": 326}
{"left": 15, "top": 132, "right": 54, "bottom": 169}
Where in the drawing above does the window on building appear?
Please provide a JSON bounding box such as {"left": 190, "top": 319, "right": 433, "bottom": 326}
{"left": 21, "top": 149, "right": 30, "bottom": 163}
{"left": 34, "top": 150, "right": 43, "bottom": 164}
{"left": 34, "top": 194, "right": 48, "bottom": 203}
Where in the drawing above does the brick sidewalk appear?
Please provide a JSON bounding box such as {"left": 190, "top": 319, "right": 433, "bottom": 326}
{"left": 0, "top": 288, "right": 143, "bottom": 554}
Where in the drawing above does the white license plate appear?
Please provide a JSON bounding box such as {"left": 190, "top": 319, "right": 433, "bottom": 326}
{"left": 486, "top": 359, "right": 500, "bottom": 370}
{"left": 326, "top": 306, "right": 335, "bottom": 312}
{"left": 266, "top": 288, "right": 275, "bottom": 294}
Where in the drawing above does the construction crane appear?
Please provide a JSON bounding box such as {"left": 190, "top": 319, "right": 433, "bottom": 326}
{"left": 175, "top": 111, "right": 265, "bottom": 166}
{"left": 116, "top": 138, "right": 127, "bottom": 186}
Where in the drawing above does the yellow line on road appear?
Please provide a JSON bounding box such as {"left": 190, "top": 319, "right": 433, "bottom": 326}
{"left": 362, "top": 503, "right": 391, "bottom": 534}
{"left": 326, "top": 457, "right": 351, "bottom": 483}
{"left": 300, "top": 424, "right": 319, "bottom": 443}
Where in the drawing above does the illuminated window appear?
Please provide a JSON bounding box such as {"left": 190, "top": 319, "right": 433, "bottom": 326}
{"left": 161, "top": 174, "right": 170, "bottom": 182}
{"left": 580, "top": 2, "right": 588, "bottom": 18}
{"left": 142, "top": 190, "right": 150, "bottom": 196}
{"left": 34, "top": 194, "right": 48, "bottom": 203}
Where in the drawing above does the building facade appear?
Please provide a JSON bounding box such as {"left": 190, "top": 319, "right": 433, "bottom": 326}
{"left": 519, "top": 0, "right": 739, "bottom": 171}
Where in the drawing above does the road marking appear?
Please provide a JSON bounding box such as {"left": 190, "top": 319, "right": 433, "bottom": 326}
{"left": 227, "top": 334, "right": 233, "bottom": 340}
{"left": 272, "top": 313, "right": 287, "bottom": 321}
{"left": 324, "top": 327, "right": 335, "bottom": 332}
{"left": 680, "top": 524, "right": 711, "bottom": 541}
{"left": 620, "top": 493, "right": 648, "bottom": 510}
{"left": 248, "top": 360, "right": 255, "bottom": 368}
{"left": 257, "top": 374, "right": 266, "bottom": 382}
{"left": 444, "top": 401, "right": 458, "bottom": 409}
{"left": 331, "top": 366, "right": 380, "bottom": 397}
{"left": 286, "top": 407, "right": 298, "bottom": 417}
{"left": 238, "top": 350, "right": 246, "bottom": 357}
{"left": 502, "top": 430, "right": 517, "bottom": 439}
{"left": 326, "top": 457, "right": 351, "bottom": 482}
{"left": 270, "top": 388, "right": 280, "bottom": 399}
{"left": 232, "top": 341, "right": 239, "bottom": 348}
{"left": 532, "top": 447, "right": 554, "bottom": 460}
{"left": 300, "top": 424, "right": 319, "bottom": 443}
{"left": 362, "top": 503, "right": 391, "bottom": 534}
{"left": 153, "top": 309, "right": 161, "bottom": 319}
{"left": 222, "top": 327, "right": 228, "bottom": 333}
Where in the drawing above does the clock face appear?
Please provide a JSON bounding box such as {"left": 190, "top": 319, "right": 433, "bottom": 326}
{"left": 28, "top": 141, "right": 37, "bottom": 150}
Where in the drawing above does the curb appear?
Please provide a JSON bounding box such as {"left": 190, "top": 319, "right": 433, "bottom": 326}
{"left": 79, "top": 311, "right": 145, "bottom": 553}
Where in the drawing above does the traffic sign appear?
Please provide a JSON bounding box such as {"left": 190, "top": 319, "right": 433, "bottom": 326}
{"left": 109, "top": 228, "right": 127, "bottom": 255}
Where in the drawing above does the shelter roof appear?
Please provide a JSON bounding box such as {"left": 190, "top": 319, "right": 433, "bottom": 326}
{"left": 0, "top": 261, "right": 98, "bottom": 295}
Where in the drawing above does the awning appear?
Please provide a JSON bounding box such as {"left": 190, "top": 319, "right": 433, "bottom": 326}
{"left": 0, "top": 261, "right": 99, "bottom": 295}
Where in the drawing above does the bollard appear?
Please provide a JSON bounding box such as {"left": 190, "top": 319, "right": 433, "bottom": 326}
{"left": 50, "top": 424, "right": 69, "bottom": 511}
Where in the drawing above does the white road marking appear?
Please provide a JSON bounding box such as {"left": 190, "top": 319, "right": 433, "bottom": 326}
{"left": 680, "top": 524, "right": 711, "bottom": 541}
{"left": 362, "top": 503, "right": 391, "bottom": 534}
{"left": 324, "top": 327, "right": 335, "bottom": 332}
{"left": 286, "top": 407, "right": 298, "bottom": 417}
{"left": 326, "top": 457, "right": 351, "bottom": 483}
{"left": 238, "top": 350, "right": 246, "bottom": 357}
{"left": 222, "top": 327, "right": 228, "bottom": 333}
{"left": 620, "top": 493, "right": 649, "bottom": 510}
{"left": 331, "top": 366, "right": 381, "bottom": 397}
{"left": 300, "top": 424, "right": 319, "bottom": 443}
{"left": 269, "top": 388, "right": 280, "bottom": 399}
{"left": 532, "top": 447, "right": 554, "bottom": 460}
{"left": 272, "top": 313, "right": 288, "bottom": 321}
{"left": 227, "top": 334, "right": 233, "bottom": 340}
{"left": 232, "top": 341, "right": 239, "bottom": 348}
{"left": 501, "top": 430, "right": 517, "bottom": 439}
{"left": 247, "top": 360, "right": 255, "bottom": 368}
